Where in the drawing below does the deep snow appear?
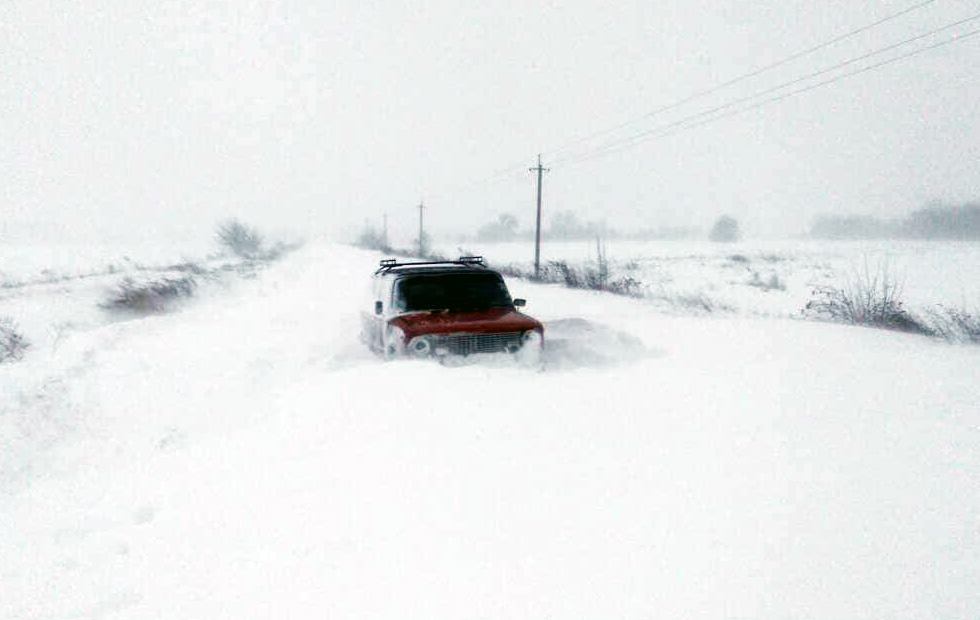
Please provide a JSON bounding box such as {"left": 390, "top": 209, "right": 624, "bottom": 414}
{"left": 2, "top": 242, "right": 979, "bottom": 619}
{"left": 434, "top": 238, "right": 980, "bottom": 317}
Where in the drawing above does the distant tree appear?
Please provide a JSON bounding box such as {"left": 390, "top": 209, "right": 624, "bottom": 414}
{"left": 476, "top": 213, "right": 519, "bottom": 242}
{"left": 549, "top": 211, "right": 587, "bottom": 239}
{"left": 216, "top": 219, "right": 264, "bottom": 259}
{"left": 809, "top": 202, "right": 980, "bottom": 240}
{"left": 902, "top": 203, "right": 980, "bottom": 239}
{"left": 709, "top": 215, "right": 740, "bottom": 243}
{"left": 355, "top": 222, "right": 390, "bottom": 251}
{"left": 498, "top": 213, "right": 518, "bottom": 234}
{"left": 623, "top": 225, "right": 700, "bottom": 240}
{"left": 810, "top": 215, "right": 897, "bottom": 239}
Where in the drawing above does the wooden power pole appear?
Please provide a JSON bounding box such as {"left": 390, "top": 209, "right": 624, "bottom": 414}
{"left": 529, "top": 154, "right": 549, "bottom": 278}
{"left": 417, "top": 200, "right": 425, "bottom": 256}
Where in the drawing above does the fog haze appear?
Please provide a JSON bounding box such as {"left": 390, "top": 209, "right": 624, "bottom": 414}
{"left": 3, "top": 0, "right": 978, "bottom": 243}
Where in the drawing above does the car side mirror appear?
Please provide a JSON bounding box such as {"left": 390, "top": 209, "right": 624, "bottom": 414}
{"left": 513, "top": 298, "right": 526, "bottom": 307}
{"left": 374, "top": 300, "right": 383, "bottom": 315}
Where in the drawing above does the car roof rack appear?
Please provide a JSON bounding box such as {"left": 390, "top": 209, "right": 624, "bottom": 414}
{"left": 375, "top": 256, "right": 486, "bottom": 274}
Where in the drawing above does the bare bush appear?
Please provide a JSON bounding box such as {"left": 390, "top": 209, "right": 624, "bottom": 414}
{"left": 803, "top": 261, "right": 928, "bottom": 334}
{"left": 0, "top": 317, "right": 30, "bottom": 363}
{"left": 522, "top": 260, "right": 643, "bottom": 297}
{"left": 379, "top": 247, "right": 645, "bottom": 299}
{"left": 924, "top": 306, "right": 980, "bottom": 344}
{"left": 492, "top": 262, "right": 533, "bottom": 279}
{"left": 102, "top": 276, "right": 197, "bottom": 314}
{"left": 540, "top": 260, "right": 584, "bottom": 287}
{"left": 216, "top": 219, "right": 264, "bottom": 259}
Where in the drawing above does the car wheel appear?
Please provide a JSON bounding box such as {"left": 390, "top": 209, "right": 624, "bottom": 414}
{"left": 382, "top": 325, "right": 404, "bottom": 360}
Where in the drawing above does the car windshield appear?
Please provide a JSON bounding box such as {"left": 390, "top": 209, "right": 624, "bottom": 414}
{"left": 394, "top": 272, "right": 513, "bottom": 312}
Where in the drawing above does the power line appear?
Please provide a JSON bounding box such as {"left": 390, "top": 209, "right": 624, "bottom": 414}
{"left": 553, "top": 11, "right": 980, "bottom": 165}
{"left": 424, "top": 0, "right": 942, "bottom": 204}
{"left": 559, "top": 26, "right": 980, "bottom": 166}
{"left": 423, "top": 157, "right": 531, "bottom": 206}
{"left": 542, "top": 0, "right": 939, "bottom": 160}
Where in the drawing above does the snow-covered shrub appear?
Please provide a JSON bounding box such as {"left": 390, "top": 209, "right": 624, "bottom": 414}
{"left": 540, "top": 261, "right": 596, "bottom": 289}
{"left": 216, "top": 220, "right": 302, "bottom": 261}
{"left": 161, "top": 261, "right": 208, "bottom": 275}
{"left": 747, "top": 271, "right": 786, "bottom": 292}
{"left": 803, "top": 262, "right": 927, "bottom": 334}
{"left": 489, "top": 259, "right": 643, "bottom": 298}
{"left": 261, "top": 239, "right": 304, "bottom": 261}
{"left": 924, "top": 306, "right": 980, "bottom": 344}
{"left": 523, "top": 260, "right": 642, "bottom": 297}
{"left": 102, "top": 276, "right": 197, "bottom": 314}
{"left": 606, "top": 275, "right": 643, "bottom": 297}
{"left": 650, "top": 291, "right": 733, "bottom": 314}
{"left": 216, "top": 219, "right": 264, "bottom": 259}
{"left": 540, "top": 260, "right": 584, "bottom": 287}
{"left": 0, "top": 317, "right": 30, "bottom": 363}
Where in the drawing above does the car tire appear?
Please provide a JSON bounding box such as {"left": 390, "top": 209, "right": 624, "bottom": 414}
{"left": 382, "top": 326, "right": 401, "bottom": 360}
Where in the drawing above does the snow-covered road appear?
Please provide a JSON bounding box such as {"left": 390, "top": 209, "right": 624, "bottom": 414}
{"left": 3, "top": 242, "right": 979, "bottom": 618}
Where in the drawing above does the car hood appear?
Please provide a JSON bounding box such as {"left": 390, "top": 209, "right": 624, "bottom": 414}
{"left": 390, "top": 307, "right": 543, "bottom": 339}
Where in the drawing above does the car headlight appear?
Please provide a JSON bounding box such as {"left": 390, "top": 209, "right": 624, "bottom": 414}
{"left": 409, "top": 336, "right": 432, "bottom": 356}
{"left": 521, "top": 330, "right": 543, "bottom": 348}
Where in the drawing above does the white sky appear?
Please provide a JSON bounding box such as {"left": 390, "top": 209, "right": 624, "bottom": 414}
{"left": 2, "top": 0, "right": 979, "bottom": 243}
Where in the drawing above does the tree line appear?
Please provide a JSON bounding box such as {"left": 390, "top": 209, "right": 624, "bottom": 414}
{"left": 811, "top": 202, "right": 980, "bottom": 240}
{"left": 473, "top": 211, "right": 701, "bottom": 242}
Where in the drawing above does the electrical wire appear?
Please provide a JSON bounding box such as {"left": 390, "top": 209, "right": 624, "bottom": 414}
{"left": 558, "top": 26, "right": 980, "bottom": 166}
{"left": 553, "top": 12, "right": 980, "bottom": 165}
{"left": 426, "top": 0, "right": 943, "bottom": 204}
{"left": 542, "top": 0, "right": 939, "bottom": 160}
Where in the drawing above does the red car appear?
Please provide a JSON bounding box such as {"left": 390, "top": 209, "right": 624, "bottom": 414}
{"left": 362, "top": 256, "right": 544, "bottom": 359}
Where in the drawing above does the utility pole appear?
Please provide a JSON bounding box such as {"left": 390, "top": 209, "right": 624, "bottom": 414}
{"left": 417, "top": 200, "right": 425, "bottom": 256}
{"left": 529, "top": 154, "right": 549, "bottom": 278}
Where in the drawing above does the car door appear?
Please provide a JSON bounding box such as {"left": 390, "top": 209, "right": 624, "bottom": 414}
{"left": 373, "top": 276, "right": 395, "bottom": 351}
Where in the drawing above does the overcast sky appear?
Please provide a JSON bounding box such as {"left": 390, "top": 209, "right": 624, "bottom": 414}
{"left": 2, "top": 0, "right": 978, "bottom": 243}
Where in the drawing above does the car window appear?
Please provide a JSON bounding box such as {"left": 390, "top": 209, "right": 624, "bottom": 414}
{"left": 394, "top": 273, "right": 512, "bottom": 312}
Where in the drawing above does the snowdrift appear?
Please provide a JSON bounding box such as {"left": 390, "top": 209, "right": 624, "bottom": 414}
{"left": 2, "top": 242, "right": 978, "bottom": 619}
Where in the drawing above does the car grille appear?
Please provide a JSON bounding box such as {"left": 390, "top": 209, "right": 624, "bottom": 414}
{"left": 434, "top": 332, "right": 523, "bottom": 355}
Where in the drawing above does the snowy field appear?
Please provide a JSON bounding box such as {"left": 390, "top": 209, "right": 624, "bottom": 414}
{"left": 0, "top": 241, "right": 215, "bottom": 285}
{"left": 0, "top": 240, "right": 239, "bottom": 356}
{"left": 435, "top": 238, "right": 980, "bottom": 317}
{"left": 2, "top": 240, "right": 979, "bottom": 618}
